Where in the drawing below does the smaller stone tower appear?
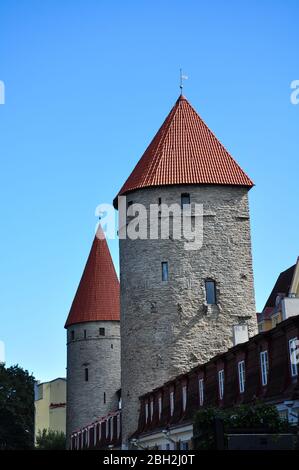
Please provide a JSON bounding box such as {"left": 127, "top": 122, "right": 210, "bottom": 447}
{"left": 65, "top": 226, "right": 120, "bottom": 445}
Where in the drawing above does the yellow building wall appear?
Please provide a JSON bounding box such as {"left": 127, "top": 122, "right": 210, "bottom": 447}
{"left": 35, "top": 378, "right": 66, "bottom": 441}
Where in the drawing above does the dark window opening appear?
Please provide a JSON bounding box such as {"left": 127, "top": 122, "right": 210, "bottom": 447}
{"left": 104, "top": 392, "right": 106, "bottom": 404}
{"left": 162, "top": 262, "right": 169, "bottom": 282}
{"left": 84, "top": 368, "right": 89, "bottom": 382}
{"left": 181, "top": 193, "right": 190, "bottom": 208}
{"left": 111, "top": 344, "right": 113, "bottom": 349}
{"left": 71, "top": 330, "right": 75, "bottom": 341}
{"left": 99, "top": 328, "right": 105, "bottom": 336}
{"left": 158, "top": 197, "right": 162, "bottom": 206}
{"left": 205, "top": 280, "right": 217, "bottom": 305}
{"left": 84, "top": 329, "right": 87, "bottom": 339}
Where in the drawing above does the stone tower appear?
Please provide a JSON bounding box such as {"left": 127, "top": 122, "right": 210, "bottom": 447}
{"left": 114, "top": 95, "right": 257, "bottom": 447}
{"left": 65, "top": 226, "right": 120, "bottom": 444}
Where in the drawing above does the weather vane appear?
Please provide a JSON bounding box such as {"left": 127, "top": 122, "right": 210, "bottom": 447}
{"left": 179, "top": 68, "right": 188, "bottom": 94}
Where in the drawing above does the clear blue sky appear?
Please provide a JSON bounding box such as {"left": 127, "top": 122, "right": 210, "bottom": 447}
{"left": 0, "top": 1, "right": 298, "bottom": 382}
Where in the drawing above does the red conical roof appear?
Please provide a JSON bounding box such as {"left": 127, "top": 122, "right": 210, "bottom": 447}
{"left": 65, "top": 226, "right": 120, "bottom": 328}
{"left": 114, "top": 95, "right": 253, "bottom": 207}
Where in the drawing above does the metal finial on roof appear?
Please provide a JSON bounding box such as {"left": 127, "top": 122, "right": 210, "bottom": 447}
{"left": 180, "top": 68, "right": 188, "bottom": 94}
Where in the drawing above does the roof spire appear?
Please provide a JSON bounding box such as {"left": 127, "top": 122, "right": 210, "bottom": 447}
{"left": 179, "top": 68, "right": 188, "bottom": 95}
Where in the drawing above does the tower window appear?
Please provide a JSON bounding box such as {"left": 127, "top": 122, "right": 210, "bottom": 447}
{"left": 104, "top": 392, "right": 106, "bottom": 404}
{"left": 71, "top": 330, "right": 75, "bottom": 341}
{"left": 162, "top": 262, "right": 169, "bottom": 282}
{"left": 181, "top": 193, "right": 190, "bottom": 208}
{"left": 84, "top": 368, "right": 89, "bottom": 382}
{"left": 99, "top": 328, "right": 105, "bottom": 336}
{"left": 84, "top": 329, "right": 87, "bottom": 339}
{"left": 158, "top": 197, "right": 162, "bottom": 206}
{"left": 205, "top": 280, "right": 216, "bottom": 304}
{"left": 111, "top": 344, "right": 113, "bottom": 349}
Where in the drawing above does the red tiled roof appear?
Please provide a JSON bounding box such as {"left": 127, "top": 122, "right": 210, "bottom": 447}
{"left": 65, "top": 226, "right": 120, "bottom": 328}
{"left": 114, "top": 95, "right": 253, "bottom": 207}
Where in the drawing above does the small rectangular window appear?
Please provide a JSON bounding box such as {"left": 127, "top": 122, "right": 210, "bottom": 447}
{"left": 99, "top": 328, "right": 105, "bottom": 336}
{"left": 162, "top": 262, "right": 169, "bottom": 282}
{"left": 103, "top": 392, "right": 106, "bottom": 404}
{"left": 181, "top": 193, "right": 190, "bottom": 208}
{"left": 71, "top": 330, "right": 75, "bottom": 341}
{"left": 218, "top": 369, "right": 224, "bottom": 399}
{"left": 145, "top": 402, "right": 149, "bottom": 423}
{"left": 182, "top": 385, "right": 187, "bottom": 412}
{"left": 198, "top": 378, "right": 204, "bottom": 406}
{"left": 238, "top": 360, "right": 246, "bottom": 393}
{"left": 84, "top": 329, "right": 87, "bottom": 339}
{"left": 205, "top": 280, "right": 216, "bottom": 304}
{"left": 150, "top": 400, "right": 154, "bottom": 421}
{"left": 158, "top": 396, "right": 162, "bottom": 420}
{"left": 170, "top": 391, "right": 174, "bottom": 416}
{"left": 260, "top": 350, "right": 269, "bottom": 386}
{"left": 289, "top": 338, "right": 298, "bottom": 377}
{"left": 158, "top": 197, "right": 162, "bottom": 206}
{"left": 85, "top": 368, "right": 89, "bottom": 382}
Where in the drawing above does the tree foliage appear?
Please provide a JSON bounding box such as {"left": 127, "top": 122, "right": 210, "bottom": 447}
{"left": 36, "top": 429, "right": 66, "bottom": 450}
{"left": 193, "top": 403, "right": 291, "bottom": 450}
{"left": 0, "top": 364, "right": 35, "bottom": 449}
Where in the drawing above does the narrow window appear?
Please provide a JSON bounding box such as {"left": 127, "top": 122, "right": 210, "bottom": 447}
{"left": 238, "top": 360, "right": 246, "bottom": 393}
{"left": 99, "top": 328, "right": 105, "bottom": 336}
{"left": 158, "top": 396, "right": 162, "bottom": 420}
{"left": 145, "top": 402, "right": 149, "bottom": 423}
{"left": 260, "top": 350, "right": 269, "bottom": 386}
{"left": 205, "top": 279, "right": 216, "bottom": 305}
{"left": 158, "top": 197, "right": 162, "bottom": 206}
{"left": 84, "top": 329, "right": 87, "bottom": 339}
{"left": 71, "top": 330, "right": 75, "bottom": 341}
{"left": 198, "top": 378, "right": 204, "bottom": 406}
{"left": 162, "top": 262, "right": 169, "bottom": 282}
{"left": 103, "top": 392, "right": 106, "bottom": 404}
{"left": 289, "top": 338, "right": 298, "bottom": 377}
{"left": 170, "top": 391, "right": 174, "bottom": 416}
{"left": 218, "top": 369, "right": 224, "bottom": 399}
{"left": 111, "top": 344, "right": 113, "bottom": 349}
{"left": 181, "top": 193, "right": 190, "bottom": 208}
{"left": 182, "top": 385, "right": 187, "bottom": 412}
{"left": 150, "top": 400, "right": 154, "bottom": 421}
{"left": 84, "top": 368, "right": 89, "bottom": 382}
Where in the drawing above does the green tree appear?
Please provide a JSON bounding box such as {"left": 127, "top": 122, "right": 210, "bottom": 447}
{"left": 36, "top": 429, "right": 66, "bottom": 450}
{"left": 193, "top": 403, "right": 291, "bottom": 450}
{"left": 0, "top": 364, "right": 35, "bottom": 449}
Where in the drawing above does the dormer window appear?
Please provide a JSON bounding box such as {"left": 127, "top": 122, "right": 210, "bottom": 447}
{"left": 181, "top": 193, "right": 190, "bottom": 208}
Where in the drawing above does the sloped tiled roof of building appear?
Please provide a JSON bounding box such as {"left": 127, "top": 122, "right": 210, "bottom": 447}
{"left": 114, "top": 95, "right": 253, "bottom": 207}
{"left": 65, "top": 226, "right": 120, "bottom": 327}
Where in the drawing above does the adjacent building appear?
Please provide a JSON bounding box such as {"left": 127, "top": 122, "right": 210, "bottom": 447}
{"left": 258, "top": 257, "right": 299, "bottom": 332}
{"left": 35, "top": 377, "right": 66, "bottom": 441}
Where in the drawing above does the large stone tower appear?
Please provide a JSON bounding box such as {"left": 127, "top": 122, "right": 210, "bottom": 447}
{"left": 65, "top": 227, "right": 120, "bottom": 444}
{"left": 114, "top": 95, "right": 257, "bottom": 447}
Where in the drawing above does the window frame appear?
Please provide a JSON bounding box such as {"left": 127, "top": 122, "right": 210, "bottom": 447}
{"left": 99, "top": 327, "right": 105, "bottom": 336}
{"left": 289, "top": 337, "right": 298, "bottom": 377}
{"left": 260, "top": 350, "right": 269, "bottom": 386}
{"left": 161, "top": 261, "right": 169, "bottom": 282}
{"left": 198, "top": 378, "right": 204, "bottom": 406}
{"left": 181, "top": 193, "right": 191, "bottom": 208}
{"left": 205, "top": 279, "right": 217, "bottom": 305}
{"left": 238, "top": 360, "right": 246, "bottom": 393}
{"left": 170, "top": 391, "right": 174, "bottom": 417}
{"left": 218, "top": 369, "right": 224, "bottom": 400}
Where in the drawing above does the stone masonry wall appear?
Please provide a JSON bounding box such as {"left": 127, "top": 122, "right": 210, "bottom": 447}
{"left": 119, "top": 184, "right": 257, "bottom": 446}
{"left": 66, "top": 320, "right": 120, "bottom": 444}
